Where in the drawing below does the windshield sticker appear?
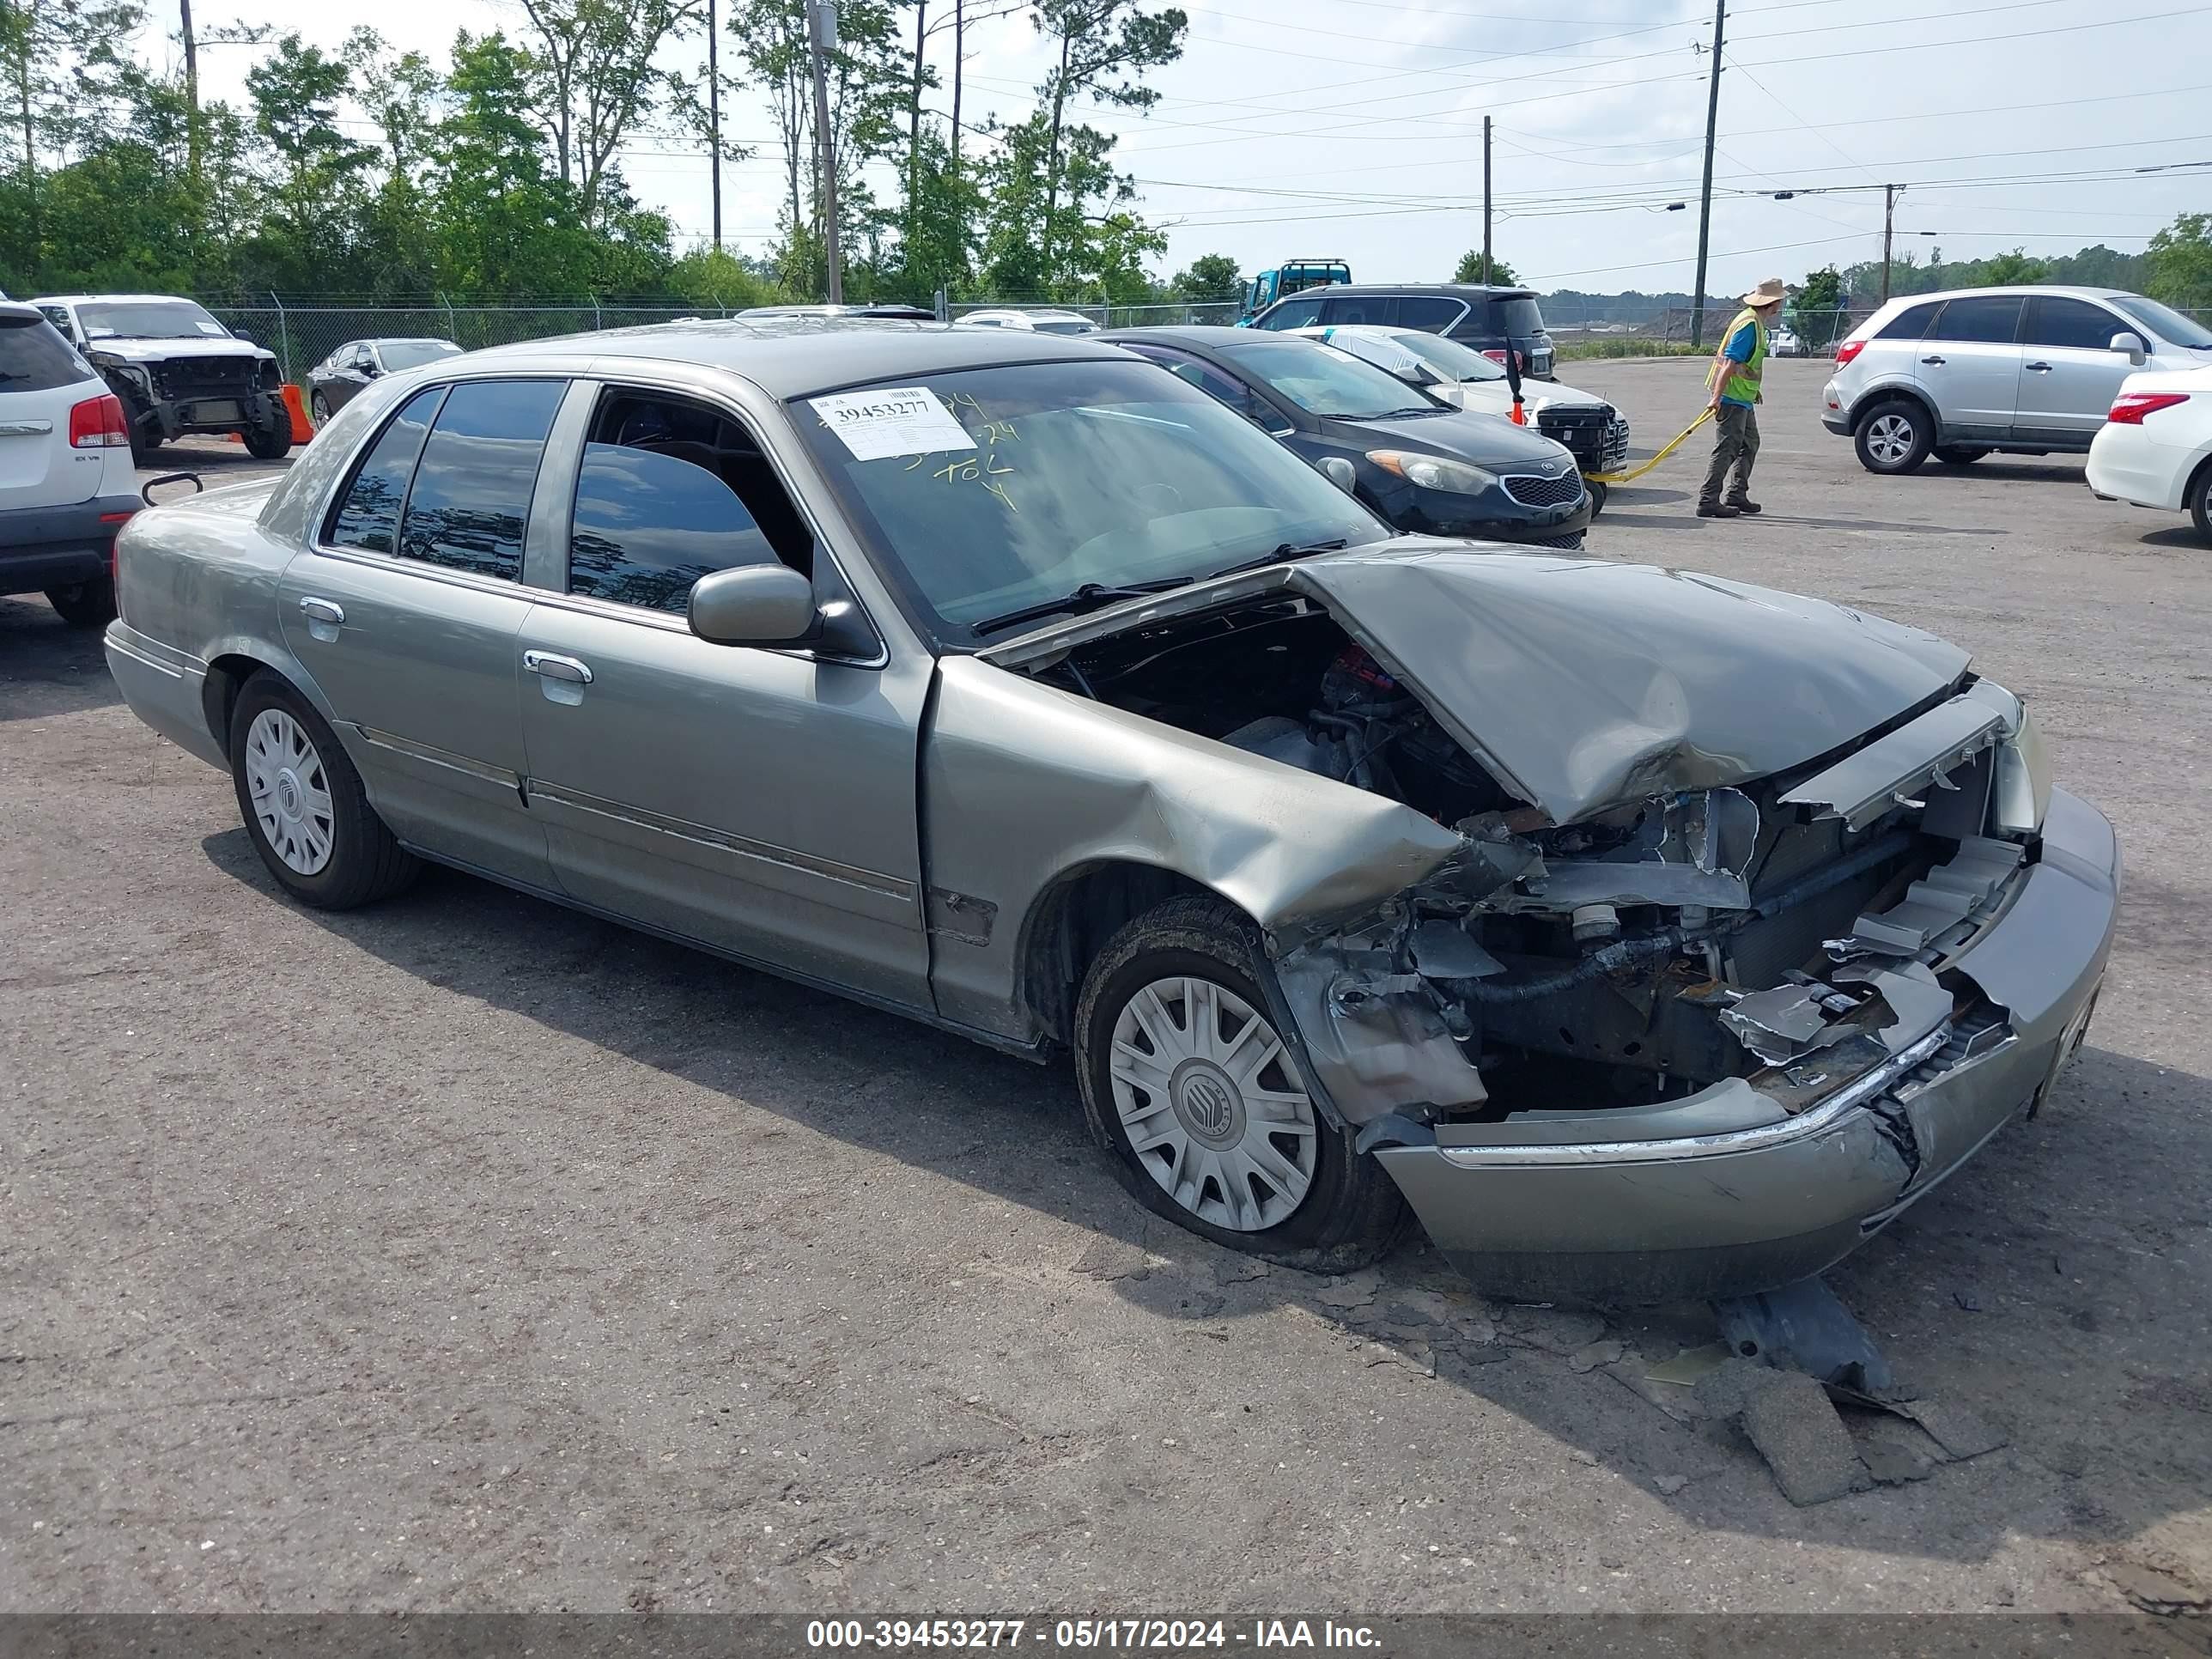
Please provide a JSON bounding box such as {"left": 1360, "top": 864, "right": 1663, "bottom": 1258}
{"left": 811, "top": 387, "right": 976, "bottom": 462}
{"left": 197, "top": 320, "right": 228, "bottom": 335}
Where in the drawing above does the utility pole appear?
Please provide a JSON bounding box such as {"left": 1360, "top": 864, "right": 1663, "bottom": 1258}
{"left": 1881, "top": 183, "right": 1897, "bottom": 305}
{"left": 807, "top": 0, "right": 843, "bottom": 303}
{"left": 179, "top": 0, "right": 202, "bottom": 186}
{"left": 1688, "top": 0, "right": 1724, "bottom": 349}
{"left": 1480, "top": 116, "right": 1492, "bottom": 286}
{"left": 708, "top": 0, "right": 722, "bottom": 248}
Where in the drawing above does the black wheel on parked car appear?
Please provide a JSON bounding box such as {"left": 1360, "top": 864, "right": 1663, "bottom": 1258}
{"left": 1854, "top": 398, "right": 1932, "bottom": 475}
{"left": 241, "top": 400, "right": 294, "bottom": 460}
{"left": 1934, "top": 445, "right": 1990, "bottom": 467}
{"left": 2191, "top": 459, "right": 2212, "bottom": 546}
{"left": 1586, "top": 479, "right": 1608, "bottom": 515}
{"left": 310, "top": 390, "right": 332, "bottom": 425}
{"left": 44, "top": 577, "right": 117, "bottom": 628}
{"left": 227, "top": 672, "right": 419, "bottom": 909}
{"left": 1073, "top": 895, "right": 1407, "bottom": 1273}
{"left": 121, "top": 396, "right": 161, "bottom": 466}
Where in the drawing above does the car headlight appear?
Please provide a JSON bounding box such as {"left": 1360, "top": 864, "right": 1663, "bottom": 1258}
{"left": 1366, "top": 450, "right": 1498, "bottom": 494}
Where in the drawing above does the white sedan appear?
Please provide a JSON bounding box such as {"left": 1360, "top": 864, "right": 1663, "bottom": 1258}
{"left": 2087, "top": 365, "right": 2212, "bottom": 544}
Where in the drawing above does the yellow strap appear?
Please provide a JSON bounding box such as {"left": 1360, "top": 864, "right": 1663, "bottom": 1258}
{"left": 1582, "top": 406, "right": 1717, "bottom": 485}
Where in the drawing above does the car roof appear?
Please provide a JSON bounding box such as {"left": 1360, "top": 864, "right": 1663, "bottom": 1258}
{"left": 1877, "top": 284, "right": 2134, "bottom": 308}
{"left": 0, "top": 300, "right": 45, "bottom": 321}
{"left": 1265, "top": 283, "right": 1537, "bottom": 303}
{"left": 1103, "top": 325, "right": 1269, "bottom": 346}
{"left": 464, "top": 315, "right": 1132, "bottom": 398}
{"left": 28, "top": 293, "right": 210, "bottom": 306}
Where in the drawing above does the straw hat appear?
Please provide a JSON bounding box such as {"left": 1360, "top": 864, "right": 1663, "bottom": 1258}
{"left": 1741, "top": 276, "right": 1786, "bottom": 308}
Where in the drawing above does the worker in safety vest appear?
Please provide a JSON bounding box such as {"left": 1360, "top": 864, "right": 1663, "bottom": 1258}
{"left": 1698, "top": 276, "right": 1785, "bottom": 519}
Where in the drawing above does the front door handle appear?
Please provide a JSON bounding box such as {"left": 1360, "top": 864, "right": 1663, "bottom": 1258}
{"left": 298, "top": 596, "right": 344, "bottom": 625}
{"left": 523, "top": 650, "right": 593, "bottom": 685}
{"left": 1920, "top": 355, "right": 1947, "bottom": 366}
{"left": 2025, "top": 361, "right": 2053, "bottom": 372}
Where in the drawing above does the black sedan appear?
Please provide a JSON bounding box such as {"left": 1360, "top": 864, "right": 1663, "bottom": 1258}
{"left": 1103, "top": 326, "right": 1590, "bottom": 548}
{"left": 306, "top": 337, "right": 464, "bottom": 422}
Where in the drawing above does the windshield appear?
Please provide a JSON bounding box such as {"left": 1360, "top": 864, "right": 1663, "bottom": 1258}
{"left": 793, "top": 359, "right": 1387, "bottom": 640}
{"left": 1220, "top": 337, "right": 1444, "bottom": 418}
{"left": 380, "top": 340, "right": 463, "bottom": 370}
{"left": 1385, "top": 330, "right": 1507, "bottom": 383}
{"left": 76, "top": 300, "right": 229, "bottom": 340}
{"left": 2111, "top": 295, "right": 2212, "bottom": 350}
{"left": 1031, "top": 319, "right": 1099, "bottom": 336}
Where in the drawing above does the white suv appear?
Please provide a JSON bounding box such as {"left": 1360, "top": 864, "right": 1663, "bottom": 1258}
{"left": 0, "top": 302, "right": 138, "bottom": 626}
{"left": 1822, "top": 286, "right": 2212, "bottom": 474}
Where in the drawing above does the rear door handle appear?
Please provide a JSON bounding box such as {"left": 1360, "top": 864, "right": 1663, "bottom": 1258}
{"left": 1920, "top": 355, "right": 1947, "bottom": 366}
{"left": 523, "top": 650, "right": 593, "bottom": 684}
{"left": 298, "top": 596, "right": 344, "bottom": 625}
{"left": 2025, "top": 361, "right": 2053, "bottom": 372}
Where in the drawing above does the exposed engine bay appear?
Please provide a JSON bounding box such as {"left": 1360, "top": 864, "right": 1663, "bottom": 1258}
{"left": 1031, "top": 593, "right": 2045, "bottom": 1133}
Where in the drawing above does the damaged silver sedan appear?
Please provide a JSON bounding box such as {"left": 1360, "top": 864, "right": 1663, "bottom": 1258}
{"left": 102, "top": 321, "right": 2118, "bottom": 1305}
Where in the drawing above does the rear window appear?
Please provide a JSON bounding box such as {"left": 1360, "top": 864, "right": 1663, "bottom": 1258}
{"left": 1875, "top": 302, "right": 1941, "bottom": 341}
{"left": 0, "top": 314, "right": 94, "bottom": 392}
{"left": 398, "top": 380, "right": 565, "bottom": 581}
{"left": 1930, "top": 296, "right": 2024, "bottom": 345}
{"left": 1490, "top": 296, "right": 1544, "bottom": 336}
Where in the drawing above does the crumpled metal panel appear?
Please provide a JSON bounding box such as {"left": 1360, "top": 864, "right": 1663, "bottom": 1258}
{"left": 1780, "top": 694, "right": 2008, "bottom": 830}
{"left": 1273, "top": 943, "right": 1488, "bottom": 1123}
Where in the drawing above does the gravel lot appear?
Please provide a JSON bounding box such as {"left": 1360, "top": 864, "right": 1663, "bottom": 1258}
{"left": 3, "top": 368, "right": 2209, "bottom": 1615}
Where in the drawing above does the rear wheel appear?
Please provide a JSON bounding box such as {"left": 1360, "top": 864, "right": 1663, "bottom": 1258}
{"left": 1855, "top": 398, "right": 1932, "bottom": 475}
{"left": 2191, "top": 458, "right": 2212, "bottom": 546}
{"left": 1934, "top": 445, "right": 1990, "bottom": 466}
{"left": 44, "top": 577, "right": 116, "bottom": 628}
{"left": 228, "top": 672, "right": 418, "bottom": 909}
{"left": 310, "top": 391, "right": 332, "bottom": 424}
{"left": 1073, "top": 896, "right": 1406, "bottom": 1272}
{"left": 241, "top": 399, "right": 293, "bottom": 460}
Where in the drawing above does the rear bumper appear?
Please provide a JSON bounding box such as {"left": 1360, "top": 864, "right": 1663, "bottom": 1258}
{"left": 1374, "top": 788, "right": 2120, "bottom": 1305}
{"left": 2086, "top": 422, "right": 2190, "bottom": 512}
{"left": 0, "top": 495, "right": 139, "bottom": 595}
{"left": 104, "top": 621, "right": 227, "bottom": 769}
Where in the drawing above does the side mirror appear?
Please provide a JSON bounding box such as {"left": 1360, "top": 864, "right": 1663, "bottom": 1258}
{"left": 1315, "top": 455, "right": 1358, "bottom": 494}
{"left": 2109, "top": 331, "right": 2148, "bottom": 366}
{"left": 689, "top": 564, "right": 818, "bottom": 647}
{"left": 230, "top": 325, "right": 256, "bottom": 344}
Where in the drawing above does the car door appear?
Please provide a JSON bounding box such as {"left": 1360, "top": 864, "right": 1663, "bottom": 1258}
{"left": 1915, "top": 295, "right": 2026, "bottom": 437}
{"left": 513, "top": 378, "right": 933, "bottom": 1011}
{"left": 279, "top": 377, "right": 565, "bottom": 890}
{"left": 2015, "top": 295, "right": 2137, "bottom": 443}
{"left": 329, "top": 344, "right": 377, "bottom": 411}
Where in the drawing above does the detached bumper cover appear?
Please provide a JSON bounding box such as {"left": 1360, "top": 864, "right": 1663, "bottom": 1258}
{"left": 1374, "top": 788, "right": 2120, "bottom": 1304}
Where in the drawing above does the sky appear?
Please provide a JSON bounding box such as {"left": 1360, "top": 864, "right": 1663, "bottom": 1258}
{"left": 173, "top": 0, "right": 2212, "bottom": 299}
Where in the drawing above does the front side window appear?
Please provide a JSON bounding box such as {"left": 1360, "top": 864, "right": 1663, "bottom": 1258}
{"left": 2111, "top": 294, "right": 2212, "bottom": 349}
{"left": 1254, "top": 296, "right": 1324, "bottom": 331}
{"left": 1930, "top": 296, "right": 2024, "bottom": 345}
{"left": 397, "top": 380, "right": 565, "bottom": 580}
{"left": 1218, "top": 337, "right": 1443, "bottom": 419}
{"left": 328, "top": 386, "right": 445, "bottom": 553}
{"left": 76, "top": 299, "right": 230, "bottom": 340}
{"left": 792, "top": 359, "right": 1386, "bottom": 641}
{"left": 2026, "top": 297, "right": 2125, "bottom": 351}
{"left": 1121, "top": 344, "right": 1274, "bottom": 424}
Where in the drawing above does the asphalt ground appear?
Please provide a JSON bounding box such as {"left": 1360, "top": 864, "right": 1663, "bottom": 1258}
{"left": 3, "top": 369, "right": 2209, "bottom": 1615}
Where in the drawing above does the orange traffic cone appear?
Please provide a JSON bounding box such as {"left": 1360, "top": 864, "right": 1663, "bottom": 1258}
{"left": 282, "top": 382, "right": 314, "bottom": 439}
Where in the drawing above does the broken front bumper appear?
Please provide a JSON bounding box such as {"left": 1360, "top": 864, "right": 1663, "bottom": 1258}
{"left": 1371, "top": 788, "right": 2120, "bottom": 1306}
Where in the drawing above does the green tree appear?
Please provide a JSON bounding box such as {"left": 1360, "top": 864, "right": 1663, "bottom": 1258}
{"left": 1792, "top": 264, "right": 1844, "bottom": 346}
{"left": 241, "top": 34, "right": 377, "bottom": 287}
{"left": 1169, "top": 252, "right": 1238, "bottom": 301}
{"left": 2146, "top": 212, "right": 2212, "bottom": 311}
{"left": 514, "top": 0, "right": 705, "bottom": 228}
{"left": 1978, "top": 247, "right": 2051, "bottom": 287}
{"left": 1451, "top": 250, "right": 1516, "bottom": 284}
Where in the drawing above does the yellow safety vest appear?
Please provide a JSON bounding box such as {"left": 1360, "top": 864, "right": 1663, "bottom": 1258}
{"left": 1706, "top": 308, "right": 1766, "bottom": 404}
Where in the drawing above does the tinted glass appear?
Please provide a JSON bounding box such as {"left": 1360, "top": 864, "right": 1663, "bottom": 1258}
{"left": 1395, "top": 296, "right": 1465, "bottom": 331}
{"left": 1031, "top": 319, "right": 1099, "bottom": 335}
{"left": 328, "top": 386, "right": 445, "bottom": 553}
{"left": 397, "top": 380, "right": 563, "bottom": 580}
{"left": 1219, "top": 337, "right": 1443, "bottom": 418}
{"left": 568, "top": 444, "right": 779, "bottom": 613}
{"left": 1876, "top": 302, "right": 1940, "bottom": 341}
{"left": 1321, "top": 295, "right": 1392, "bottom": 326}
{"left": 792, "top": 360, "right": 1385, "bottom": 640}
{"left": 0, "top": 314, "right": 94, "bottom": 391}
{"left": 380, "top": 340, "right": 463, "bottom": 370}
{"left": 2026, "top": 298, "right": 2124, "bottom": 350}
{"left": 1491, "top": 296, "right": 1544, "bottom": 335}
{"left": 1255, "top": 296, "right": 1324, "bottom": 330}
{"left": 1386, "top": 329, "right": 1505, "bottom": 381}
{"left": 2112, "top": 294, "right": 2212, "bottom": 349}
{"left": 76, "top": 300, "right": 229, "bottom": 340}
{"left": 1931, "top": 296, "right": 2023, "bottom": 344}
{"left": 1123, "top": 345, "right": 1271, "bottom": 421}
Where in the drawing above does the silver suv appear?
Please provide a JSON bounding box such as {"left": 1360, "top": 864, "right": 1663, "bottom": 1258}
{"left": 1822, "top": 285, "right": 2212, "bottom": 474}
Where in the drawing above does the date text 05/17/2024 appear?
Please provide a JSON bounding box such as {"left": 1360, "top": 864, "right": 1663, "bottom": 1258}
{"left": 804, "top": 1620, "right": 1382, "bottom": 1650}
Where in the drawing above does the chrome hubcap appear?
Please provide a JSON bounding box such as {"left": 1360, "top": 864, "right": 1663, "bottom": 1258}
{"left": 1109, "top": 975, "right": 1317, "bottom": 1232}
{"left": 244, "top": 708, "right": 335, "bottom": 876}
{"left": 1867, "top": 414, "right": 1914, "bottom": 465}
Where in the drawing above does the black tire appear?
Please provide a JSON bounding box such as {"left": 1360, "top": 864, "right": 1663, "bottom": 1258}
{"left": 1934, "top": 445, "right": 1989, "bottom": 467}
{"left": 241, "top": 399, "right": 294, "bottom": 460}
{"left": 2190, "top": 458, "right": 2212, "bottom": 547}
{"left": 1073, "top": 895, "right": 1407, "bottom": 1273}
{"left": 309, "top": 391, "right": 331, "bottom": 425}
{"left": 44, "top": 576, "right": 116, "bottom": 628}
{"left": 1585, "top": 479, "right": 1608, "bottom": 515}
{"left": 125, "top": 404, "right": 161, "bottom": 467}
{"left": 227, "top": 672, "right": 418, "bottom": 909}
{"left": 1854, "top": 398, "right": 1932, "bottom": 475}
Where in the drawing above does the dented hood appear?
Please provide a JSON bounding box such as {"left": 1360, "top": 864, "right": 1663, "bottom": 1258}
{"left": 1286, "top": 544, "right": 1969, "bottom": 823}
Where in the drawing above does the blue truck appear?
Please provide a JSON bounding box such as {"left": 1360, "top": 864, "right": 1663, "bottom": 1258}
{"left": 1238, "top": 259, "right": 1352, "bottom": 323}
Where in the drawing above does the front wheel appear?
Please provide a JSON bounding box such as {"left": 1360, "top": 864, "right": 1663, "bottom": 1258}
{"left": 228, "top": 672, "right": 418, "bottom": 908}
{"left": 45, "top": 577, "right": 116, "bottom": 628}
{"left": 1073, "top": 896, "right": 1406, "bottom": 1273}
{"left": 241, "top": 399, "right": 294, "bottom": 460}
{"left": 1855, "top": 399, "right": 1932, "bottom": 475}
{"left": 1585, "top": 479, "right": 1608, "bottom": 515}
